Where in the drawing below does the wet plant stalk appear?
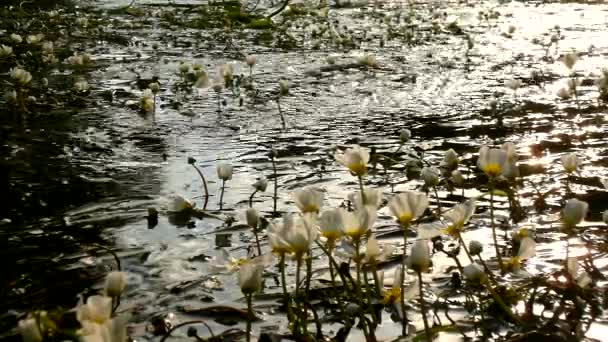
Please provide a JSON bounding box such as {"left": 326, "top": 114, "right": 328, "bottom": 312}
{"left": 216, "top": 92, "right": 221, "bottom": 112}
{"left": 354, "top": 239, "right": 372, "bottom": 340}
{"left": 271, "top": 153, "right": 278, "bottom": 216}
{"left": 277, "top": 99, "right": 286, "bottom": 130}
{"left": 433, "top": 185, "right": 442, "bottom": 215}
{"left": 253, "top": 229, "right": 262, "bottom": 256}
{"left": 400, "top": 224, "right": 409, "bottom": 336}
{"left": 219, "top": 180, "right": 226, "bottom": 210}
{"left": 279, "top": 253, "right": 293, "bottom": 321}
{"left": 489, "top": 180, "right": 504, "bottom": 271}
{"left": 483, "top": 280, "right": 521, "bottom": 324}
{"left": 417, "top": 271, "right": 431, "bottom": 342}
{"left": 295, "top": 256, "right": 305, "bottom": 336}
{"left": 246, "top": 294, "right": 253, "bottom": 342}
{"left": 358, "top": 175, "right": 367, "bottom": 205}
{"left": 249, "top": 190, "right": 258, "bottom": 208}
{"left": 190, "top": 164, "right": 209, "bottom": 210}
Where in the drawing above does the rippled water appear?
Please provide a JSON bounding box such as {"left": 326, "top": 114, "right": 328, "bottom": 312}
{"left": 3, "top": 0, "right": 608, "bottom": 340}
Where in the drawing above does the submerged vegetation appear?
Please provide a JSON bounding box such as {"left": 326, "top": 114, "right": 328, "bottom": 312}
{"left": 3, "top": 0, "right": 608, "bottom": 341}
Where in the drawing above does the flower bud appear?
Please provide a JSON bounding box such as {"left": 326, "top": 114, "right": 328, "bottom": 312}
{"left": 216, "top": 163, "right": 233, "bottom": 181}
{"left": 561, "top": 153, "right": 580, "bottom": 174}
{"left": 451, "top": 170, "right": 464, "bottom": 186}
{"left": 149, "top": 82, "right": 160, "bottom": 94}
{"left": 399, "top": 129, "right": 411, "bottom": 143}
{"left": 406, "top": 240, "right": 430, "bottom": 273}
{"left": 18, "top": 316, "right": 43, "bottom": 342}
{"left": 421, "top": 167, "right": 439, "bottom": 187}
{"left": 279, "top": 80, "right": 289, "bottom": 96}
{"left": 468, "top": 240, "right": 483, "bottom": 256}
{"left": 246, "top": 208, "right": 259, "bottom": 229}
{"left": 253, "top": 178, "right": 268, "bottom": 192}
{"left": 238, "top": 262, "right": 263, "bottom": 295}
{"left": 603, "top": 210, "right": 608, "bottom": 225}
{"left": 441, "top": 149, "right": 459, "bottom": 170}
{"left": 245, "top": 55, "right": 256, "bottom": 67}
{"left": 562, "top": 198, "right": 588, "bottom": 229}
{"left": 104, "top": 271, "right": 127, "bottom": 297}
{"left": 463, "top": 263, "right": 486, "bottom": 283}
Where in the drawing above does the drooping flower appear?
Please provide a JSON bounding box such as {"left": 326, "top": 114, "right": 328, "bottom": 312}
{"left": 167, "top": 195, "right": 194, "bottom": 213}
{"left": 318, "top": 208, "right": 343, "bottom": 242}
{"left": 210, "top": 248, "right": 272, "bottom": 273}
{"left": 406, "top": 240, "right": 431, "bottom": 273}
{"left": 348, "top": 187, "right": 383, "bottom": 209}
{"left": 562, "top": 198, "right": 588, "bottom": 230}
{"left": 478, "top": 146, "right": 508, "bottom": 178}
{"left": 104, "top": 271, "right": 127, "bottom": 298}
{"left": 468, "top": 240, "right": 483, "bottom": 256}
{"left": 561, "top": 153, "right": 580, "bottom": 174}
{"left": 238, "top": 262, "right": 264, "bottom": 295}
{"left": 341, "top": 207, "right": 377, "bottom": 242}
{"left": 451, "top": 170, "right": 464, "bottom": 187}
{"left": 388, "top": 192, "right": 429, "bottom": 226}
{"left": 291, "top": 187, "right": 324, "bottom": 213}
{"left": 334, "top": 145, "right": 370, "bottom": 177}
{"left": 216, "top": 163, "right": 233, "bottom": 181}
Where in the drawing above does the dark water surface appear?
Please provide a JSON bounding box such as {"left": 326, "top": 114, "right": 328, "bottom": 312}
{"left": 2, "top": 0, "right": 608, "bottom": 340}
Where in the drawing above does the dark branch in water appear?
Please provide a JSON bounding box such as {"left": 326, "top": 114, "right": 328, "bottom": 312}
{"left": 160, "top": 320, "right": 215, "bottom": 342}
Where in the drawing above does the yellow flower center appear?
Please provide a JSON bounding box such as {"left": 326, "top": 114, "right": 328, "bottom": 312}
{"left": 345, "top": 227, "right": 364, "bottom": 242}
{"left": 349, "top": 163, "right": 367, "bottom": 176}
{"left": 322, "top": 231, "right": 341, "bottom": 241}
{"left": 483, "top": 163, "right": 502, "bottom": 177}
{"left": 398, "top": 214, "right": 412, "bottom": 226}
{"left": 505, "top": 256, "right": 521, "bottom": 272}
{"left": 442, "top": 224, "right": 460, "bottom": 236}
{"left": 382, "top": 287, "right": 401, "bottom": 305}
{"left": 301, "top": 204, "right": 319, "bottom": 213}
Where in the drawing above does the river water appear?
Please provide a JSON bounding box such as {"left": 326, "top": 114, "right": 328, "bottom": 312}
{"left": 2, "top": 0, "right": 608, "bottom": 340}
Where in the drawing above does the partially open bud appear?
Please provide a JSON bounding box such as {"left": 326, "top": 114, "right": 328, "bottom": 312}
{"left": 246, "top": 208, "right": 259, "bottom": 229}
{"left": 562, "top": 198, "right": 588, "bottom": 230}
{"left": 463, "top": 263, "right": 486, "bottom": 283}
{"left": 399, "top": 129, "right": 411, "bottom": 143}
{"left": 104, "top": 271, "right": 127, "bottom": 297}
{"left": 468, "top": 240, "right": 483, "bottom": 256}
{"left": 18, "top": 316, "right": 43, "bottom": 342}
{"left": 406, "top": 240, "right": 430, "bottom": 273}
{"left": 253, "top": 178, "right": 268, "bottom": 192}
{"left": 238, "top": 262, "right": 263, "bottom": 295}
{"left": 217, "top": 163, "right": 233, "bottom": 181}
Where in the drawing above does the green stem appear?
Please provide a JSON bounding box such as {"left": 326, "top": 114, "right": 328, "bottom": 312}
{"left": 271, "top": 154, "right": 278, "bottom": 217}
{"left": 417, "top": 271, "right": 431, "bottom": 342}
{"left": 327, "top": 242, "right": 336, "bottom": 287}
{"left": 483, "top": 280, "right": 521, "bottom": 324}
{"left": 477, "top": 255, "right": 499, "bottom": 288}
{"left": 295, "top": 255, "right": 304, "bottom": 336}
{"left": 219, "top": 180, "right": 225, "bottom": 210}
{"left": 279, "top": 253, "right": 292, "bottom": 322}
{"left": 246, "top": 294, "right": 253, "bottom": 342}
{"left": 190, "top": 164, "right": 209, "bottom": 211}
{"left": 372, "top": 264, "right": 381, "bottom": 296}
{"left": 358, "top": 175, "right": 367, "bottom": 205}
{"left": 457, "top": 233, "right": 475, "bottom": 264}
{"left": 433, "top": 185, "right": 442, "bottom": 216}
{"left": 489, "top": 180, "right": 504, "bottom": 271}
{"left": 277, "top": 99, "right": 286, "bottom": 130}
{"left": 249, "top": 190, "right": 258, "bottom": 208}
{"left": 354, "top": 239, "right": 371, "bottom": 339}
{"left": 253, "top": 230, "right": 262, "bottom": 256}
{"left": 400, "top": 224, "right": 409, "bottom": 336}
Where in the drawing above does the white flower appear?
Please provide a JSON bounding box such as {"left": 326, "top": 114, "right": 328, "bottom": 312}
{"left": 399, "top": 129, "right": 411, "bottom": 143}
{"left": 504, "top": 78, "right": 522, "bottom": 91}
{"left": 348, "top": 187, "right": 383, "bottom": 209}
{"left": 563, "top": 198, "right": 588, "bottom": 229}
{"left": 5, "top": 90, "right": 17, "bottom": 103}
{"left": 557, "top": 87, "right": 571, "bottom": 99}
{"left": 238, "top": 262, "right": 264, "bottom": 294}
{"left": 363, "top": 235, "right": 394, "bottom": 265}
{"left": 268, "top": 216, "right": 292, "bottom": 254}
{"left": 74, "top": 80, "right": 90, "bottom": 93}
{"left": 441, "top": 149, "right": 459, "bottom": 170}
{"left": 507, "top": 236, "right": 536, "bottom": 271}
{"left": 561, "top": 153, "right": 580, "bottom": 174}
{"left": 210, "top": 249, "right": 272, "bottom": 273}
{"left": 443, "top": 199, "right": 476, "bottom": 235}
{"left": 18, "top": 316, "right": 43, "bottom": 342}
{"left": 216, "top": 163, "right": 233, "bottom": 181}
{"left": 421, "top": 166, "right": 439, "bottom": 187}
{"left": 245, "top": 208, "right": 259, "bottom": 229}
{"left": 406, "top": 240, "right": 431, "bottom": 273}
{"left": 283, "top": 214, "right": 317, "bottom": 256}
{"left": 10, "top": 34, "right": 22, "bottom": 43}
{"left": 451, "top": 170, "right": 464, "bottom": 186}
{"left": 357, "top": 54, "right": 377, "bottom": 67}
{"left": 279, "top": 79, "right": 289, "bottom": 96}
{"left": 341, "top": 207, "right": 377, "bottom": 241}
{"left": 220, "top": 64, "right": 234, "bottom": 83}
{"left": 478, "top": 146, "right": 508, "bottom": 178}
{"left": 10, "top": 68, "right": 32, "bottom": 86}
{"left": 253, "top": 178, "right": 268, "bottom": 192}
{"left": 167, "top": 195, "right": 194, "bottom": 213}
{"left": 318, "top": 208, "right": 343, "bottom": 242}
{"left": 292, "top": 187, "right": 324, "bottom": 213}
{"left": 463, "top": 263, "right": 486, "bottom": 283}
{"left": 245, "top": 55, "right": 256, "bottom": 67}
{"left": 104, "top": 271, "right": 127, "bottom": 297}
{"left": 149, "top": 82, "right": 160, "bottom": 94}
{"left": 562, "top": 51, "right": 579, "bottom": 70}
{"left": 77, "top": 295, "right": 112, "bottom": 325}
{"left": 26, "top": 34, "right": 44, "bottom": 44}
{"left": 603, "top": 210, "right": 608, "bottom": 225}
{"left": 388, "top": 192, "right": 429, "bottom": 226}
{"left": 334, "top": 145, "right": 370, "bottom": 176}
{"left": 0, "top": 45, "right": 13, "bottom": 58}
